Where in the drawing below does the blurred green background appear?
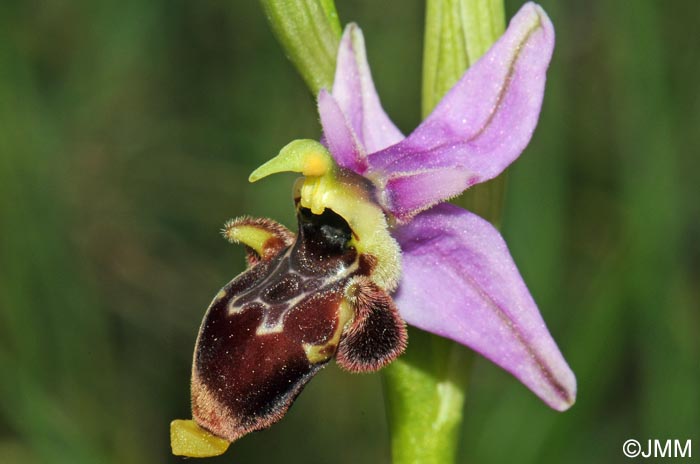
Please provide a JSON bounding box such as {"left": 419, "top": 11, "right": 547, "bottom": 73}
{"left": 1, "top": 0, "right": 698, "bottom": 463}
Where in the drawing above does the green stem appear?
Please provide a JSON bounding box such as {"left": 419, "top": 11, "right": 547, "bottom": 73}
{"left": 383, "top": 331, "right": 472, "bottom": 464}
{"left": 383, "top": 1, "right": 505, "bottom": 463}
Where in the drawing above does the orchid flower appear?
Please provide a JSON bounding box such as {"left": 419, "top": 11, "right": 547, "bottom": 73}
{"left": 171, "top": 2, "right": 575, "bottom": 457}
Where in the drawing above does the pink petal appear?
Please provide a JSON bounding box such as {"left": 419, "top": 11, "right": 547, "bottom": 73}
{"left": 377, "top": 167, "right": 476, "bottom": 221}
{"left": 393, "top": 203, "right": 576, "bottom": 411}
{"left": 368, "top": 3, "right": 555, "bottom": 221}
{"left": 331, "top": 23, "right": 404, "bottom": 154}
{"left": 318, "top": 89, "right": 367, "bottom": 173}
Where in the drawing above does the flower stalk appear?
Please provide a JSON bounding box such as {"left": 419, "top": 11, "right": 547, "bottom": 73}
{"left": 383, "top": 1, "right": 506, "bottom": 463}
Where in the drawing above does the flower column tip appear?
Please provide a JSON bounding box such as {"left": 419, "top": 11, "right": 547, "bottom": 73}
{"left": 249, "top": 139, "right": 332, "bottom": 182}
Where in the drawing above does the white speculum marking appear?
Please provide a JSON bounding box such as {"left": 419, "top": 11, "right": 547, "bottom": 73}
{"left": 225, "top": 244, "right": 361, "bottom": 337}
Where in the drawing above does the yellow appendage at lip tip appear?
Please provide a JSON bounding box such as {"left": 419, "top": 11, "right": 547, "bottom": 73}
{"left": 170, "top": 419, "right": 230, "bottom": 457}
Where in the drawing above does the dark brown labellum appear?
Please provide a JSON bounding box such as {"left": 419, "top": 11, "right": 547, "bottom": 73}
{"left": 191, "top": 208, "right": 406, "bottom": 442}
